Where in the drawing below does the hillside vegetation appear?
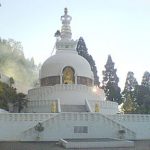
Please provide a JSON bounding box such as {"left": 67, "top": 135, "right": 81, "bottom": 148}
{"left": 0, "top": 38, "right": 39, "bottom": 86}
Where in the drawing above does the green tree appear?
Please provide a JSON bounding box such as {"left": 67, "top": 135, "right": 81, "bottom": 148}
{"left": 122, "top": 72, "right": 138, "bottom": 93}
{"left": 15, "top": 93, "right": 27, "bottom": 113}
{"left": 122, "top": 94, "right": 137, "bottom": 113}
{"left": 121, "top": 72, "right": 138, "bottom": 113}
{"left": 76, "top": 37, "right": 100, "bottom": 85}
{"left": 141, "top": 71, "right": 150, "bottom": 87}
{"left": 102, "top": 55, "right": 122, "bottom": 104}
{"left": 0, "top": 81, "right": 17, "bottom": 110}
{"left": 135, "top": 71, "right": 150, "bottom": 113}
{"left": 0, "top": 81, "right": 27, "bottom": 112}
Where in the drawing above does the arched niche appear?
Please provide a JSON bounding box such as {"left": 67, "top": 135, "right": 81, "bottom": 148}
{"left": 62, "top": 66, "right": 75, "bottom": 84}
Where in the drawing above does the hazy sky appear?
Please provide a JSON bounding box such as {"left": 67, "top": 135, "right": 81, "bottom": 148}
{"left": 0, "top": 0, "right": 150, "bottom": 88}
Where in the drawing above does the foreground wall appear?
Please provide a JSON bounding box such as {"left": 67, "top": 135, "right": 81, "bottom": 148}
{"left": 0, "top": 113, "right": 149, "bottom": 141}
{"left": 109, "top": 114, "right": 150, "bottom": 139}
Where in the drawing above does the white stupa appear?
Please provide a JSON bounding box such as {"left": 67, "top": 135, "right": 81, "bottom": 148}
{"left": 0, "top": 9, "right": 150, "bottom": 149}
{"left": 27, "top": 8, "right": 118, "bottom": 114}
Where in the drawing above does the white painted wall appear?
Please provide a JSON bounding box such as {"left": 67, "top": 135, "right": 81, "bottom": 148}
{"left": 27, "top": 84, "right": 118, "bottom": 114}
{"left": 0, "top": 113, "right": 149, "bottom": 141}
{"left": 109, "top": 114, "right": 150, "bottom": 139}
{"left": 28, "top": 84, "right": 103, "bottom": 104}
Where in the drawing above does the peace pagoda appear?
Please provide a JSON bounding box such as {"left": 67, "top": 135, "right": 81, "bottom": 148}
{"left": 0, "top": 8, "right": 150, "bottom": 150}
{"left": 26, "top": 8, "right": 118, "bottom": 114}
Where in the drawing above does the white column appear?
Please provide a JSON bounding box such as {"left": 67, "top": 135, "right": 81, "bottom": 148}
{"left": 60, "top": 74, "right": 63, "bottom": 84}
{"left": 75, "top": 74, "right": 77, "bottom": 84}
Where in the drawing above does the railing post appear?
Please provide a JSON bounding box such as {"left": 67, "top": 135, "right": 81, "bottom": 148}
{"left": 85, "top": 98, "right": 92, "bottom": 112}
{"left": 57, "top": 98, "right": 61, "bottom": 112}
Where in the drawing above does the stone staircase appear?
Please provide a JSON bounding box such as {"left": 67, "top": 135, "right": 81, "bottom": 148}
{"left": 99, "top": 113, "right": 136, "bottom": 138}
{"left": 61, "top": 105, "right": 87, "bottom": 112}
{"left": 22, "top": 112, "right": 136, "bottom": 141}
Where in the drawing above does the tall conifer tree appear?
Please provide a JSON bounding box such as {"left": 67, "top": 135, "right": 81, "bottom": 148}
{"left": 76, "top": 37, "right": 100, "bottom": 85}
{"left": 135, "top": 71, "right": 150, "bottom": 113}
{"left": 102, "top": 55, "right": 122, "bottom": 104}
{"left": 141, "top": 71, "right": 150, "bottom": 88}
{"left": 122, "top": 72, "right": 138, "bottom": 113}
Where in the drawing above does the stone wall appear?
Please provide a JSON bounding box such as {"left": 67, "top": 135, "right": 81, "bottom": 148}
{"left": 109, "top": 114, "right": 150, "bottom": 139}
{"left": 0, "top": 113, "right": 150, "bottom": 141}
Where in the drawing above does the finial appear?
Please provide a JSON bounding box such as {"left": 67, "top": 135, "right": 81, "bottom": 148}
{"left": 64, "top": 8, "right": 68, "bottom": 15}
{"left": 60, "top": 8, "right": 72, "bottom": 40}
{"left": 61, "top": 8, "right": 72, "bottom": 25}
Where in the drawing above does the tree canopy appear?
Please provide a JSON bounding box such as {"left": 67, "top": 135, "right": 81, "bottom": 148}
{"left": 121, "top": 71, "right": 150, "bottom": 114}
{"left": 121, "top": 72, "right": 138, "bottom": 113}
{"left": 76, "top": 37, "right": 100, "bottom": 86}
{"left": 102, "top": 55, "right": 122, "bottom": 104}
{"left": 0, "top": 38, "right": 39, "bottom": 86}
{"left": 0, "top": 81, "right": 27, "bottom": 112}
{"left": 135, "top": 71, "right": 150, "bottom": 114}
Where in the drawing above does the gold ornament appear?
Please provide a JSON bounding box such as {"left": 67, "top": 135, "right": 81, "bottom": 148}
{"left": 95, "top": 103, "right": 100, "bottom": 112}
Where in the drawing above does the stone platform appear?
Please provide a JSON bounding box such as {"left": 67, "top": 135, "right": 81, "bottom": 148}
{"left": 59, "top": 138, "right": 134, "bottom": 149}
{"left": 0, "top": 140, "right": 150, "bottom": 150}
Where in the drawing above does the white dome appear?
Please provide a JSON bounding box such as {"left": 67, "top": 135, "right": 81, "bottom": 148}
{"left": 39, "top": 51, "right": 93, "bottom": 80}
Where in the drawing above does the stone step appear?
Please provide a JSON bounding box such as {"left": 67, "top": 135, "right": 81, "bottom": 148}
{"left": 0, "top": 141, "right": 134, "bottom": 150}
{"left": 60, "top": 138, "right": 135, "bottom": 149}
{"left": 61, "top": 105, "right": 87, "bottom": 112}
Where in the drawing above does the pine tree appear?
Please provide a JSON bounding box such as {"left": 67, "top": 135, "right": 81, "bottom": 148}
{"left": 123, "top": 72, "right": 138, "bottom": 93}
{"left": 76, "top": 37, "right": 88, "bottom": 56}
{"left": 122, "top": 94, "right": 137, "bottom": 113}
{"left": 121, "top": 72, "right": 138, "bottom": 113}
{"left": 141, "top": 71, "right": 150, "bottom": 88}
{"left": 76, "top": 37, "right": 100, "bottom": 86}
{"left": 135, "top": 71, "right": 150, "bottom": 113}
{"left": 102, "top": 55, "right": 122, "bottom": 104}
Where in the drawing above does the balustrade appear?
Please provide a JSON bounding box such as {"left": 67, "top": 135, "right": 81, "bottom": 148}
{"left": 0, "top": 113, "right": 55, "bottom": 121}
{"left": 109, "top": 114, "right": 150, "bottom": 122}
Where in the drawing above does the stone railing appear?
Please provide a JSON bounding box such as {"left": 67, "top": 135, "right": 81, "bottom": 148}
{"left": 0, "top": 113, "right": 55, "bottom": 122}
{"left": 85, "top": 99, "right": 92, "bottom": 112}
{"left": 109, "top": 114, "right": 150, "bottom": 122}
{"left": 88, "top": 100, "right": 118, "bottom": 108}
{"left": 28, "top": 99, "right": 58, "bottom": 106}
{"left": 28, "top": 84, "right": 96, "bottom": 101}
{"left": 87, "top": 100, "right": 118, "bottom": 114}
{"left": 27, "top": 99, "right": 60, "bottom": 113}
